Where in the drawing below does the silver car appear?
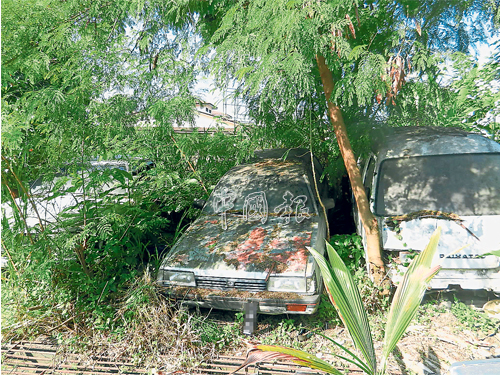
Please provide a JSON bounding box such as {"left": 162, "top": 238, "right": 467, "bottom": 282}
{"left": 1, "top": 160, "right": 135, "bottom": 230}
{"left": 158, "top": 149, "right": 333, "bottom": 317}
{"left": 354, "top": 127, "right": 500, "bottom": 292}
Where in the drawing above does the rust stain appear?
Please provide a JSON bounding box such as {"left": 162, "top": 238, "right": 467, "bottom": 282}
{"left": 239, "top": 227, "right": 267, "bottom": 251}
{"left": 174, "top": 253, "right": 189, "bottom": 265}
{"left": 166, "top": 214, "right": 317, "bottom": 274}
{"left": 172, "top": 286, "right": 302, "bottom": 300}
{"left": 270, "top": 233, "right": 311, "bottom": 272}
{"left": 204, "top": 219, "right": 219, "bottom": 225}
{"left": 293, "top": 233, "right": 312, "bottom": 251}
{"left": 205, "top": 234, "right": 221, "bottom": 249}
{"left": 225, "top": 227, "right": 268, "bottom": 270}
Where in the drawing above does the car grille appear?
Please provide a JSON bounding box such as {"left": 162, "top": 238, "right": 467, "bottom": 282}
{"left": 195, "top": 276, "right": 267, "bottom": 292}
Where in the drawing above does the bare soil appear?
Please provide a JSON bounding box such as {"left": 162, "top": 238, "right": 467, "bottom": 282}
{"left": 218, "top": 292, "right": 500, "bottom": 375}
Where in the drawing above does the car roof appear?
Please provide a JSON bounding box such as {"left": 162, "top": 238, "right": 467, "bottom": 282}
{"left": 370, "top": 126, "right": 500, "bottom": 160}
{"left": 251, "top": 148, "right": 324, "bottom": 175}
{"left": 212, "top": 148, "right": 327, "bottom": 200}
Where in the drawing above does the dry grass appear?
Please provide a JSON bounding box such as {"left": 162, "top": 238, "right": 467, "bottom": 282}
{"left": 1, "top": 269, "right": 228, "bottom": 372}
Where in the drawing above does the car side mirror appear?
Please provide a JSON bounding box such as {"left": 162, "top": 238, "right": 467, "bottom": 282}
{"left": 322, "top": 198, "right": 335, "bottom": 210}
{"left": 193, "top": 199, "right": 207, "bottom": 210}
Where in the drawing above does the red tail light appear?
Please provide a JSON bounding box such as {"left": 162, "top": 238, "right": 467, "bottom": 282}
{"left": 286, "top": 304, "right": 308, "bottom": 312}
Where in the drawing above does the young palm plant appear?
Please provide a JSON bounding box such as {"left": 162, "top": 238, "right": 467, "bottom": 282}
{"left": 233, "top": 227, "right": 452, "bottom": 375}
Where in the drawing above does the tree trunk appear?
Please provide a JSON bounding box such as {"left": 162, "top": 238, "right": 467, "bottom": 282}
{"left": 315, "top": 54, "right": 386, "bottom": 284}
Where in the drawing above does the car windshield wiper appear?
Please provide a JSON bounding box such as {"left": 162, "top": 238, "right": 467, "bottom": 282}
{"left": 385, "top": 210, "right": 480, "bottom": 241}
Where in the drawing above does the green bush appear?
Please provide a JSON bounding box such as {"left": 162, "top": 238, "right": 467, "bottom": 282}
{"left": 329, "top": 234, "right": 364, "bottom": 270}
{"left": 451, "top": 301, "right": 499, "bottom": 335}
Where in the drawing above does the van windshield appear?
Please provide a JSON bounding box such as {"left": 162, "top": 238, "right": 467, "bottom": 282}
{"left": 375, "top": 153, "right": 500, "bottom": 216}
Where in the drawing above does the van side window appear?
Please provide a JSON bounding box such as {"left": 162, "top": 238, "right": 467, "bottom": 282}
{"left": 364, "top": 157, "right": 376, "bottom": 198}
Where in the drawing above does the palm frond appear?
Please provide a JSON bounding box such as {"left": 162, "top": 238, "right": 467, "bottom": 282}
{"left": 315, "top": 332, "right": 373, "bottom": 374}
{"left": 380, "top": 227, "right": 442, "bottom": 373}
{"left": 308, "top": 244, "right": 376, "bottom": 375}
{"left": 230, "top": 345, "right": 344, "bottom": 375}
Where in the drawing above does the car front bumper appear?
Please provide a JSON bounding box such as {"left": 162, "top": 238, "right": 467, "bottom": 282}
{"left": 160, "top": 285, "right": 321, "bottom": 315}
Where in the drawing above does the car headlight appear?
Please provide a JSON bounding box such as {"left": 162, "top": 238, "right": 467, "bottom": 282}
{"left": 267, "top": 276, "right": 306, "bottom": 292}
{"left": 159, "top": 270, "right": 196, "bottom": 287}
{"left": 306, "top": 277, "right": 316, "bottom": 293}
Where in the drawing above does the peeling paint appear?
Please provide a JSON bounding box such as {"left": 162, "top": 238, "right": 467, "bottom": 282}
{"left": 166, "top": 215, "right": 317, "bottom": 275}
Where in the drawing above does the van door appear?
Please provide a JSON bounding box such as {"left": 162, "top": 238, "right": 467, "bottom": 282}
{"left": 354, "top": 155, "right": 376, "bottom": 237}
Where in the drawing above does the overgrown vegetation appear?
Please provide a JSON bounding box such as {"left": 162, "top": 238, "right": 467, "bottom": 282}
{"left": 1, "top": 130, "right": 254, "bottom": 364}
{"left": 330, "top": 234, "right": 365, "bottom": 271}
{"left": 237, "top": 228, "right": 446, "bottom": 374}
{"left": 2, "top": 0, "right": 500, "bottom": 371}
{"left": 451, "top": 300, "right": 499, "bottom": 335}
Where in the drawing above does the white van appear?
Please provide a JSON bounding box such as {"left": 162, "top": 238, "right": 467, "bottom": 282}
{"left": 354, "top": 127, "right": 500, "bottom": 292}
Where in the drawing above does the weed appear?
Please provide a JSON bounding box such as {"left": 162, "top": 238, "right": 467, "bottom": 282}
{"left": 329, "top": 234, "right": 364, "bottom": 271}
{"left": 451, "top": 301, "right": 499, "bottom": 335}
{"left": 262, "top": 318, "right": 304, "bottom": 349}
{"left": 414, "top": 300, "right": 447, "bottom": 326}
{"left": 314, "top": 294, "right": 341, "bottom": 327}
{"left": 192, "top": 312, "right": 243, "bottom": 350}
{"left": 353, "top": 268, "right": 390, "bottom": 314}
{"left": 235, "top": 311, "right": 245, "bottom": 324}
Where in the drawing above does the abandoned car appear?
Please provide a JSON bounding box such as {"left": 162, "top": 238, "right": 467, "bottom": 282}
{"left": 157, "top": 149, "right": 334, "bottom": 316}
{"left": 1, "top": 159, "right": 150, "bottom": 231}
{"left": 354, "top": 126, "right": 500, "bottom": 292}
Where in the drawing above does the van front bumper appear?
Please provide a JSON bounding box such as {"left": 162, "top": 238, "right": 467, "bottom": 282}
{"left": 429, "top": 268, "right": 500, "bottom": 293}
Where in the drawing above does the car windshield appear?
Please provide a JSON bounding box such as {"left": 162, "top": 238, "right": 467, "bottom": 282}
{"left": 203, "top": 160, "right": 317, "bottom": 217}
{"left": 375, "top": 153, "right": 500, "bottom": 216}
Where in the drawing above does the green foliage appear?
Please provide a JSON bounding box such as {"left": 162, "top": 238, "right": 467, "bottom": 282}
{"left": 240, "top": 228, "right": 444, "bottom": 375}
{"left": 312, "top": 241, "right": 377, "bottom": 374}
{"left": 177, "top": 0, "right": 500, "bottom": 190}
{"left": 1, "top": 127, "right": 253, "bottom": 340}
{"left": 353, "top": 268, "right": 391, "bottom": 315}
{"left": 1, "top": 0, "right": 255, "bottom": 334}
{"left": 316, "top": 294, "right": 341, "bottom": 327}
{"left": 190, "top": 1, "right": 496, "bottom": 115}
{"left": 1, "top": 2, "right": 254, "bottom": 333}
{"left": 388, "top": 51, "right": 500, "bottom": 141}
{"left": 482, "top": 250, "right": 500, "bottom": 257}
{"left": 380, "top": 229, "right": 442, "bottom": 373}
{"left": 262, "top": 319, "right": 304, "bottom": 349}
{"left": 414, "top": 300, "right": 448, "bottom": 326}
{"left": 192, "top": 313, "right": 244, "bottom": 350}
{"left": 112, "top": 271, "right": 245, "bottom": 366}
{"left": 329, "top": 234, "right": 365, "bottom": 270}
{"left": 2, "top": 0, "right": 499, "bottom": 366}
{"left": 451, "top": 301, "right": 499, "bottom": 335}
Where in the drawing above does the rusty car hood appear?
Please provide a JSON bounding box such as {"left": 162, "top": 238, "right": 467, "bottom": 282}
{"left": 162, "top": 213, "right": 319, "bottom": 278}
